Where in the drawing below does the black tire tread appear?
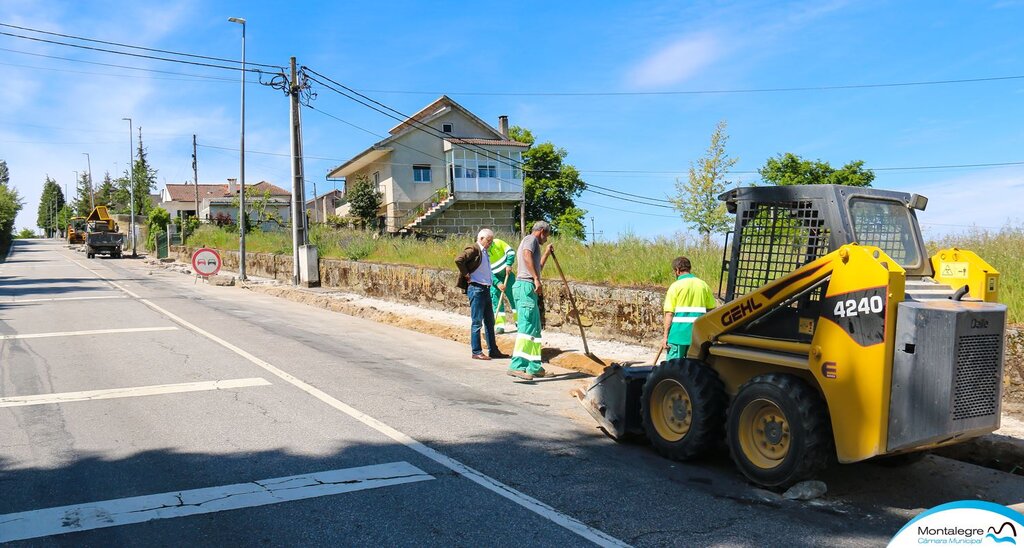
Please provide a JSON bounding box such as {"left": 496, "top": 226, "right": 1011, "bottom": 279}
{"left": 641, "top": 358, "right": 727, "bottom": 461}
{"left": 727, "top": 373, "right": 833, "bottom": 488}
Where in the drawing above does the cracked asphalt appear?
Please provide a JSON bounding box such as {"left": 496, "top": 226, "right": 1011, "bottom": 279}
{"left": 2, "top": 239, "right": 1022, "bottom": 546}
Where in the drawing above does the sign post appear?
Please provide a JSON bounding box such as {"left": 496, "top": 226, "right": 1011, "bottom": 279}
{"left": 191, "top": 248, "right": 222, "bottom": 283}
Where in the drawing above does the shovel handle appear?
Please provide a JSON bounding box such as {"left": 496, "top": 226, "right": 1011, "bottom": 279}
{"left": 652, "top": 346, "right": 663, "bottom": 365}
{"left": 550, "top": 249, "right": 590, "bottom": 356}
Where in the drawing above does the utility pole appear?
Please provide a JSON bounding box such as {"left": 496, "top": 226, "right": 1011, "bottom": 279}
{"left": 82, "top": 152, "right": 94, "bottom": 209}
{"left": 288, "top": 56, "right": 308, "bottom": 285}
{"left": 589, "top": 217, "right": 602, "bottom": 243}
{"left": 122, "top": 117, "right": 136, "bottom": 257}
{"left": 228, "top": 16, "right": 247, "bottom": 281}
{"left": 520, "top": 196, "right": 526, "bottom": 235}
{"left": 192, "top": 134, "right": 200, "bottom": 220}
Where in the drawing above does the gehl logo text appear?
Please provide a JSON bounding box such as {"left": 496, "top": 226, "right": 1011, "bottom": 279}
{"left": 721, "top": 297, "right": 763, "bottom": 326}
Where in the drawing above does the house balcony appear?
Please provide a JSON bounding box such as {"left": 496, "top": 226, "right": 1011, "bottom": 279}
{"left": 444, "top": 143, "right": 525, "bottom": 202}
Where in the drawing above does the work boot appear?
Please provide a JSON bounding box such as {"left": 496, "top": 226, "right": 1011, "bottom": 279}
{"left": 507, "top": 370, "right": 534, "bottom": 381}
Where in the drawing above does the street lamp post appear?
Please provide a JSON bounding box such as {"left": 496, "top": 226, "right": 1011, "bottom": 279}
{"left": 122, "top": 117, "right": 136, "bottom": 257}
{"left": 82, "top": 152, "right": 94, "bottom": 210}
{"left": 228, "top": 16, "right": 247, "bottom": 280}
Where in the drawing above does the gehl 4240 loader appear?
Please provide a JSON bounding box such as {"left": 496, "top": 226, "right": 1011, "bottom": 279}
{"left": 578, "top": 184, "right": 1007, "bottom": 488}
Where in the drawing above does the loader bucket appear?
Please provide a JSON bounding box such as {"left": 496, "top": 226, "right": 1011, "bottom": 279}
{"left": 574, "top": 364, "right": 653, "bottom": 440}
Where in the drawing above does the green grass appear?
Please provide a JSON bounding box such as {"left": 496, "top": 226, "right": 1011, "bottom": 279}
{"left": 187, "top": 224, "right": 1022, "bottom": 322}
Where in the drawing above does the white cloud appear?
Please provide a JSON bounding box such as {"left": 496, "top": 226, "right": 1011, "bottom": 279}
{"left": 626, "top": 33, "right": 722, "bottom": 89}
{"left": 906, "top": 167, "right": 1024, "bottom": 235}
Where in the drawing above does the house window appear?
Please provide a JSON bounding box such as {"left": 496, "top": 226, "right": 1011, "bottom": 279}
{"left": 442, "top": 123, "right": 453, "bottom": 134}
{"left": 413, "top": 165, "right": 432, "bottom": 183}
{"left": 373, "top": 171, "right": 380, "bottom": 185}
{"left": 479, "top": 164, "right": 497, "bottom": 178}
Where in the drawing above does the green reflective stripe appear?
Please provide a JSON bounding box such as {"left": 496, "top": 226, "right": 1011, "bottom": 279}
{"left": 514, "top": 337, "right": 542, "bottom": 361}
{"left": 513, "top": 350, "right": 543, "bottom": 361}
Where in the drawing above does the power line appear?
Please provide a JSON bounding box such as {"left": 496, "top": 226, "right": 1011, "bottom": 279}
{"left": 0, "top": 29, "right": 274, "bottom": 74}
{"left": 352, "top": 74, "right": 1024, "bottom": 97}
{"left": 0, "top": 22, "right": 283, "bottom": 69}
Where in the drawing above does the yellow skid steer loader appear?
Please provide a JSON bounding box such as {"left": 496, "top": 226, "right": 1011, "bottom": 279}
{"left": 578, "top": 185, "right": 1006, "bottom": 488}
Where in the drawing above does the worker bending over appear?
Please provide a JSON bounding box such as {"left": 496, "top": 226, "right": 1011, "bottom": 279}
{"left": 661, "top": 256, "right": 716, "bottom": 360}
{"left": 488, "top": 236, "right": 517, "bottom": 333}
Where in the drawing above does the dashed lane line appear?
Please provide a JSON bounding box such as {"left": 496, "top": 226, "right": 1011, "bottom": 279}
{"left": 0, "top": 378, "right": 272, "bottom": 408}
{"left": 0, "top": 461, "right": 434, "bottom": 542}
{"left": 0, "top": 326, "right": 178, "bottom": 340}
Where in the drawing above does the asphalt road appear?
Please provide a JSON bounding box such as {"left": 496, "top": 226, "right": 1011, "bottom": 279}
{"left": 2, "top": 239, "right": 1022, "bottom": 547}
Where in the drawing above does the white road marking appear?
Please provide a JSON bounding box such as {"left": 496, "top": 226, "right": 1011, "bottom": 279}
{"left": 0, "top": 378, "right": 271, "bottom": 408}
{"left": 0, "top": 326, "right": 178, "bottom": 340}
{"left": 0, "top": 461, "right": 434, "bottom": 542}
{"left": 61, "top": 251, "right": 628, "bottom": 547}
{"left": 7, "top": 295, "right": 128, "bottom": 303}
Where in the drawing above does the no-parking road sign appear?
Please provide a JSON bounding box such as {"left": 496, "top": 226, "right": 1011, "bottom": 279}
{"left": 191, "top": 248, "right": 222, "bottom": 277}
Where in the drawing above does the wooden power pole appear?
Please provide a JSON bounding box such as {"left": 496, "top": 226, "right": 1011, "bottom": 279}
{"left": 192, "top": 134, "right": 200, "bottom": 221}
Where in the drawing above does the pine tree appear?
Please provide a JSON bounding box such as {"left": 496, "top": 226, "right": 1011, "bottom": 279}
{"left": 113, "top": 127, "right": 158, "bottom": 215}
{"left": 671, "top": 120, "right": 736, "bottom": 246}
{"left": 36, "top": 176, "right": 65, "bottom": 236}
{"left": 95, "top": 171, "right": 116, "bottom": 208}
{"left": 72, "top": 171, "right": 93, "bottom": 216}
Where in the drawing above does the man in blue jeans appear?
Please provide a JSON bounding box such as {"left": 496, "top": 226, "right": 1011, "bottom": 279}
{"left": 454, "top": 228, "right": 507, "bottom": 360}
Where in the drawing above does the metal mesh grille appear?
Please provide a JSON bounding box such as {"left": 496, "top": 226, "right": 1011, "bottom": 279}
{"left": 849, "top": 199, "right": 921, "bottom": 267}
{"left": 952, "top": 334, "right": 1002, "bottom": 421}
{"left": 734, "top": 200, "right": 830, "bottom": 297}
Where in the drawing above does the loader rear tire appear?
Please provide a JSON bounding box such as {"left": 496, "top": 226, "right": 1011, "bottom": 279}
{"left": 641, "top": 359, "right": 726, "bottom": 461}
{"left": 727, "top": 374, "right": 833, "bottom": 489}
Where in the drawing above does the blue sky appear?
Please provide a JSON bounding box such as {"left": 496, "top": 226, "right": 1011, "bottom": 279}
{"left": 2, "top": 0, "right": 1022, "bottom": 239}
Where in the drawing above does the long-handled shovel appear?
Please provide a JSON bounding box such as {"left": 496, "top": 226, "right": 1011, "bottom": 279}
{"left": 498, "top": 268, "right": 516, "bottom": 333}
{"left": 652, "top": 346, "right": 663, "bottom": 365}
{"left": 549, "top": 249, "right": 591, "bottom": 356}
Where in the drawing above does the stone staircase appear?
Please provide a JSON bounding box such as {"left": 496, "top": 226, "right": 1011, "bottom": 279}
{"left": 402, "top": 195, "right": 458, "bottom": 232}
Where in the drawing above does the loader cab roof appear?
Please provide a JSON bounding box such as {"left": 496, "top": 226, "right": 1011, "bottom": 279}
{"left": 718, "top": 184, "right": 932, "bottom": 301}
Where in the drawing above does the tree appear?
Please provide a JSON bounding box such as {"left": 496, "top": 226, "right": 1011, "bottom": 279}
{"left": 346, "top": 174, "right": 382, "bottom": 229}
{"left": 759, "top": 152, "right": 874, "bottom": 187}
{"left": 36, "top": 176, "right": 65, "bottom": 237}
{"left": 508, "top": 125, "right": 587, "bottom": 239}
{"left": 72, "top": 171, "right": 94, "bottom": 216}
{"left": 231, "top": 187, "right": 281, "bottom": 231}
{"left": 0, "top": 160, "right": 24, "bottom": 247}
{"left": 147, "top": 206, "right": 171, "bottom": 250}
{"left": 95, "top": 171, "right": 116, "bottom": 209}
{"left": 113, "top": 127, "right": 158, "bottom": 216}
{"left": 671, "top": 120, "right": 736, "bottom": 244}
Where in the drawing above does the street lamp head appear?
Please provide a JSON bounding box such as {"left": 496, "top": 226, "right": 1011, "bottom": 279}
{"left": 122, "top": 117, "right": 131, "bottom": 122}
{"left": 228, "top": 17, "right": 246, "bottom": 24}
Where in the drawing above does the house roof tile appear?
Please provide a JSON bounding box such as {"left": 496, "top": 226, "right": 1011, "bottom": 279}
{"left": 163, "top": 181, "right": 290, "bottom": 202}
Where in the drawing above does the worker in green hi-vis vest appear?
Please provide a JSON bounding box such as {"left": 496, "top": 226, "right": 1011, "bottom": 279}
{"left": 487, "top": 237, "right": 517, "bottom": 333}
{"left": 661, "top": 256, "right": 717, "bottom": 361}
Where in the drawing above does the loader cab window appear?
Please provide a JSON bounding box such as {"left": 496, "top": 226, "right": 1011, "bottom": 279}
{"left": 849, "top": 198, "right": 922, "bottom": 269}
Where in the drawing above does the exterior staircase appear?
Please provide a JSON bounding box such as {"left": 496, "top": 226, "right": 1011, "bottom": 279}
{"left": 402, "top": 194, "right": 458, "bottom": 232}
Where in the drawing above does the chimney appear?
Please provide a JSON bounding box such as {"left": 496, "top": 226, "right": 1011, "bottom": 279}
{"left": 227, "top": 178, "right": 237, "bottom": 194}
{"left": 498, "top": 115, "right": 508, "bottom": 137}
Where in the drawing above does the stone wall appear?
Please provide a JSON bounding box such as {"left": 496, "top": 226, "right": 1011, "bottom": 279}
{"left": 417, "top": 201, "right": 517, "bottom": 236}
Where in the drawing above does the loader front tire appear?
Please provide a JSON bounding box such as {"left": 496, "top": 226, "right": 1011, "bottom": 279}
{"left": 727, "top": 374, "right": 833, "bottom": 489}
{"left": 641, "top": 359, "right": 726, "bottom": 461}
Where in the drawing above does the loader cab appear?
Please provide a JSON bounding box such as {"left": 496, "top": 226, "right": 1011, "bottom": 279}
{"left": 717, "top": 185, "right": 931, "bottom": 343}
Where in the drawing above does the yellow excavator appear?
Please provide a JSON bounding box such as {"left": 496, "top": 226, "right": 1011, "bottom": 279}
{"left": 578, "top": 184, "right": 1006, "bottom": 488}
{"left": 66, "top": 216, "right": 87, "bottom": 245}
